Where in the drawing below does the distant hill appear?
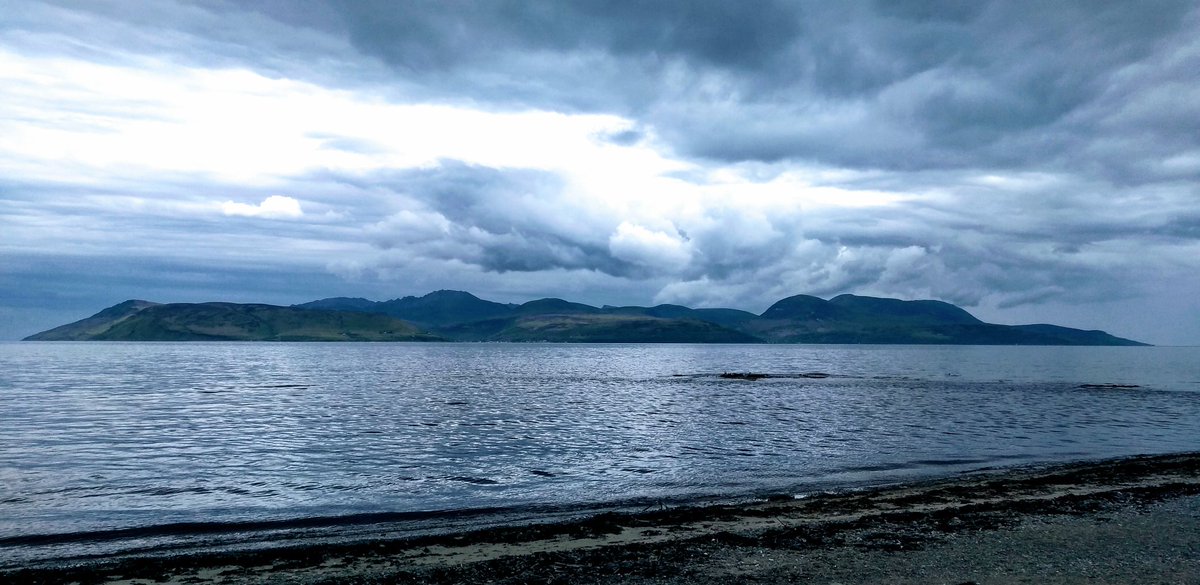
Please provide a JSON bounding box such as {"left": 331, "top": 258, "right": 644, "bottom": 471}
{"left": 25, "top": 299, "right": 162, "bottom": 341}
{"left": 296, "top": 292, "right": 756, "bottom": 343}
{"left": 742, "top": 293, "right": 1143, "bottom": 345}
{"left": 442, "top": 314, "right": 760, "bottom": 343}
{"left": 28, "top": 290, "right": 1148, "bottom": 345}
{"left": 602, "top": 303, "right": 760, "bottom": 329}
{"left": 300, "top": 290, "right": 515, "bottom": 329}
{"left": 25, "top": 302, "right": 442, "bottom": 342}
{"left": 297, "top": 290, "right": 1147, "bottom": 346}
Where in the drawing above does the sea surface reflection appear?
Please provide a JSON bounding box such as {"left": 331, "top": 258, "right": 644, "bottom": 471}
{"left": 1, "top": 342, "right": 1198, "bottom": 563}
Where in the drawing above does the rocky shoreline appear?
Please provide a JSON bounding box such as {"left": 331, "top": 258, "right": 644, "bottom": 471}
{"left": 7, "top": 452, "right": 1199, "bottom": 584}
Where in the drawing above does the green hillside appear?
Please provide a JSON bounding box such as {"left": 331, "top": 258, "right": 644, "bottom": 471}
{"left": 742, "top": 294, "right": 1144, "bottom": 345}
{"left": 28, "top": 290, "right": 1148, "bottom": 345}
{"left": 457, "top": 314, "right": 758, "bottom": 343}
{"left": 25, "top": 302, "right": 442, "bottom": 342}
{"left": 301, "top": 290, "right": 1145, "bottom": 345}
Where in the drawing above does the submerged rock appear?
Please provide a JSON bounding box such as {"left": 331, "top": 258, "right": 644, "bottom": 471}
{"left": 720, "top": 372, "right": 769, "bottom": 380}
{"left": 718, "top": 372, "right": 831, "bottom": 380}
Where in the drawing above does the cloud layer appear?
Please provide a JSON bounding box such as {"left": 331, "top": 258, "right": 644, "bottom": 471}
{"left": 222, "top": 196, "right": 304, "bottom": 219}
{"left": 2, "top": 1, "right": 1199, "bottom": 343}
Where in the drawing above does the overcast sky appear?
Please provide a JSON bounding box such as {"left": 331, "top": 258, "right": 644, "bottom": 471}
{"left": 2, "top": 0, "right": 1198, "bottom": 344}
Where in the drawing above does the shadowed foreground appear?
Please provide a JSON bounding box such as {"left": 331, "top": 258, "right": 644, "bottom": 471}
{"left": 7, "top": 453, "right": 1199, "bottom": 584}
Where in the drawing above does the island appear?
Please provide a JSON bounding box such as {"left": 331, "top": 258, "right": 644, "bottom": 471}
{"left": 25, "top": 290, "right": 1147, "bottom": 345}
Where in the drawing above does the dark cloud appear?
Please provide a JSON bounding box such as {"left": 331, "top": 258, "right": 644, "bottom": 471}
{"left": 26, "top": 1, "right": 1199, "bottom": 180}
{"left": 234, "top": 0, "right": 1195, "bottom": 183}
{"left": 342, "top": 159, "right": 1158, "bottom": 320}
{"left": 873, "top": 0, "right": 986, "bottom": 23}
{"left": 602, "top": 128, "right": 644, "bottom": 147}
{"left": 358, "top": 163, "right": 641, "bottom": 276}
{"left": 328, "top": 0, "right": 802, "bottom": 72}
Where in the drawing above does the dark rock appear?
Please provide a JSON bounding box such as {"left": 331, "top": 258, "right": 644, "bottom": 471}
{"left": 720, "top": 373, "right": 769, "bottom": 380}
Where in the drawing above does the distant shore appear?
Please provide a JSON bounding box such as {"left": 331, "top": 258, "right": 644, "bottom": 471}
{"left": 5, "top": 452, "right": 1199, "bottom": 584}
{"left": 26, "top": 291, "right": 1148, "bottom": 345}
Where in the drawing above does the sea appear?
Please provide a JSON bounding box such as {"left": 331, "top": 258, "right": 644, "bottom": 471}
{"left": 2, "top": 342, "right": 1199, "bottom": 567}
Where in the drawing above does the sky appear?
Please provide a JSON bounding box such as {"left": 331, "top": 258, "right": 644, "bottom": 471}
{"left": 2, "top": 1, "right": 1199, "bottom": 344}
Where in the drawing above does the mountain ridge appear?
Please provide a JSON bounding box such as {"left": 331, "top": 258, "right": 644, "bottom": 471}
{"left": 25, "top": 302, "right": 443, "bottom": 342}
{"left": 25, "top": 290, "right": 1148, "bottom": 345}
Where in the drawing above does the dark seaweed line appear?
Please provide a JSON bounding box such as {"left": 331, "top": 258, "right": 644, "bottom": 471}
{"left": 0, "top": 507, "right": 515, "bottom": 548}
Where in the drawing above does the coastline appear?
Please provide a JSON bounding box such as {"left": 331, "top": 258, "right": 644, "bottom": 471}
{"left": 5, "top": 452, "right": 1199, "bottom": 584}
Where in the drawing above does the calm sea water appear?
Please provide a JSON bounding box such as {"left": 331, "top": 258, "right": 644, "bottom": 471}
{"left": 2, "top": 342, "right": 1199, "bottom": 565}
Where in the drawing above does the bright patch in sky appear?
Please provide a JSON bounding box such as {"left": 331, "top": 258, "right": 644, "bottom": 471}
{"left": 609, "top": 222, "right": 693, "bottom": 271}
{"left": 222, "top": 195, "right": 303, "bottom": 219}
{"left": 0, "top": 49, "right": 641, "bottom": 183}
{"left": 0, "top": 47, "right": 897, "bottom": 216}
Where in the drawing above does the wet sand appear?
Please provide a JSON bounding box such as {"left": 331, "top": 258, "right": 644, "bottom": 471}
{"left": 7, "top": 452, "right": 1199, "bottom": 584}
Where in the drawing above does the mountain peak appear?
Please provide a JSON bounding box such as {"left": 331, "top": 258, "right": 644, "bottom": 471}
{"left": 95, "top": 299, "right": 159, "bottom": 317}
{"left": 423, "top": 289, "right": 483, "bottom": 300}
{"left": 517, "top": 298, "right": 598, "bottom": 314}
{"left": 829, "top": 294, "right": 982, "bottom": 325}
{"left": 760, "top": 294, "right": 841, "bottom": 320}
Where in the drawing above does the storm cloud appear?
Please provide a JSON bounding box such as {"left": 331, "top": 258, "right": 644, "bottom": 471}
{"left": 291, "top": 0, "right": 1200, "bottom": 177}
{"left": 2, "top": 0, "right": 1198, "bottom": 343}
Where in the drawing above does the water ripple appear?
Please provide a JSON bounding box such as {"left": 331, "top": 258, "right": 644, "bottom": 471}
{"left": 1, "top": 342, "right": 1199, "bottom": 560}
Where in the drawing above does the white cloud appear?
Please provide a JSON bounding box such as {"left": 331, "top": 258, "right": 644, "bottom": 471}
{"left": 0, "top": 48, "right": 659, "bottom": 186}
{"left": 221, "top": 195, "right": 303, "bottom": 219}
{"left": 608, "top": 221, "right": 693, "bottom": 272}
